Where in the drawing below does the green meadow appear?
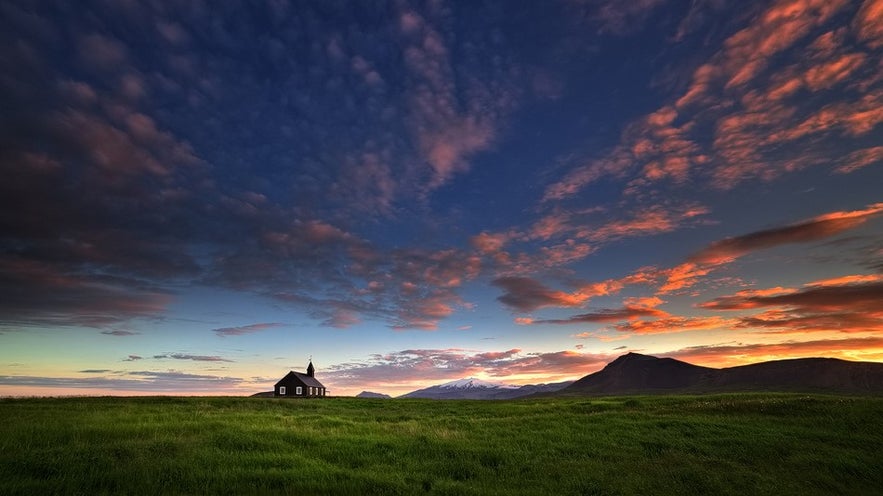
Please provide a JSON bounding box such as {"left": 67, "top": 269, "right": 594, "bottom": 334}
{"left": 1, "top": 394, "right": 881, "bottom": 495}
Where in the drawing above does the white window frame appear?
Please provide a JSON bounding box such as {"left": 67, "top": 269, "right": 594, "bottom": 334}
{"left": 279, "top": 386, "right": 286, "bottom": 395}
{"left": 309, "top": 386, "right": 314, "bottom": 395}
{"left": 295, "top": 386, "right": 302, "bottom": 395}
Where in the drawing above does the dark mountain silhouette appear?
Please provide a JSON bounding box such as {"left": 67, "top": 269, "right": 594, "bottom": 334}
{"left": 356, "top": 391, "right": 391, "bottom": 399}
{"left": 559, "top": 352, "right": 883, "bottom": 395}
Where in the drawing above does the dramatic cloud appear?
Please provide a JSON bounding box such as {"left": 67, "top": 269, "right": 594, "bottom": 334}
{"left": 545, "top": 0, "right": 883, "bottom": 199}
{"left": 690, "top": 203, "right": 883, "bottom": 264}
{"left": 701, "top": 277, "right": 883, "bottom": 334}
{"left": 0, "top": 257, "right": 172, "bottom": 328}
{"left": 1, "top": 1, "right": 881, "bottom": 397}
{"left": 701, "top": 281, "right": 883, "bottom": 312}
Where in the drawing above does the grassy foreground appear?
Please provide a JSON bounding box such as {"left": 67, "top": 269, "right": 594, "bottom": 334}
{"left": 1, "top": 394, "right": 881, "bottom": 495}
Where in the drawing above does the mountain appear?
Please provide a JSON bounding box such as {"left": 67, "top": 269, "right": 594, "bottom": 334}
{"left": 400, "top": 377, "right": 573, "bottom": 399}
{"left": 356, "top": 391, "right": 391, "bottom": 399}
{"left": 559, "top": 352, "right": 883, "bottom": 395}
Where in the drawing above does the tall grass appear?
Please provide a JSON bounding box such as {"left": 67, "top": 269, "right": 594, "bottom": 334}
{"left": 1, "top": 394, "right": 880, "bottom": 495}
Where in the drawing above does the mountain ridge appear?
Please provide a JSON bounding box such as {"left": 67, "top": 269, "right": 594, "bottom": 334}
{"left": 557, "top": 352, "right": 883, "bottom": 395}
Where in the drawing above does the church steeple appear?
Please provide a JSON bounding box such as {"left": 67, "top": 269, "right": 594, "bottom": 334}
{"left": 307, "top": 359, "right": 315, "bottom": 377}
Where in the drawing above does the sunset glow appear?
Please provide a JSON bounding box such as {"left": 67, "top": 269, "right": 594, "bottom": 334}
{"left": 1, "top": 0, "right": 882, "bottom": 397}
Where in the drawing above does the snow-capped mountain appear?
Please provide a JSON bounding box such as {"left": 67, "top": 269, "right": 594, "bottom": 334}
{"left": 400, "top": 378, "right": 573, "bottom": 399}
{"left": 437, "top": 378, "right": 520, "bottom": 390}
{"left": 355, "top": 391, "right": 391, "bottom": 399}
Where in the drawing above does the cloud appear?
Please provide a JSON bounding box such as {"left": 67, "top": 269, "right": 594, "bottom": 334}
{"left": 123, "top": 355, "right": 143, "bottom": 361}
{"left": 570, "top": 0, "right": 669, "bottom": 36}
{"left": 545, "top": 0, "right": 882, "bottom": 199}
{"left": 530, "top": 305, "right": 668, "bottom": 325}
{"left": 0, "top": 257, "right": 172, "bottom": 328}
{"left": 853, "top": 0, "right": 883, "bottom": 48}
{"left": 835, "top": 146, "right": 883, "bottom": 174}
{"left": 212, "top": 322, "right": 283, "bottom": 337}
{"left": 667, "top": 203, "right": 883, "bottom": 285}
{"left": 492, "top": 277, "right": 589, "bottom": 312}
{"left": 101, "top": 330, "right": 139, "bottom": 336}
{"left": 611, "top": 316, "right": 737, "bottom": 334}
{"left": 0, "top": 1, "right": 526, "bottom": 334}
{"left": 78, "top": 32, "right": 128, "bottom": 69}
{"left": 0, "top": 370, "right": 247, "bottom": 393}
{"left": 152, "top": 353, "right": 233, "bottom": 363}
{"left": 701, "top": 277, "right": 883, "bottom": 334}
{"left": 702, "top": 280, "right": 883, "bottom": 312}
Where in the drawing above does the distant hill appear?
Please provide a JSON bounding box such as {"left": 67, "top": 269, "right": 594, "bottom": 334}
{"left": 559, "top": 352, "right": 883, "bottom": 395}
{"left": 250, "top": 391, "right": 274, "bottom": 398}
{"left": 401, "top": 377, "right": 573, "bottom": 399}
{"left": 356, "top": 391, "right": 391, "bottom": 399}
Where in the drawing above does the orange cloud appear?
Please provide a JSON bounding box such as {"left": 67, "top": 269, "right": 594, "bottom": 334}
{"left": 492, "top": 276, "right": 590, "bottom": 312}
{"left": 701, "top": 278, "right": 883, "bottom": 334}
{"left": 804, "top": 52, "right": 866, "bottom": 90}
{"left": 612, "top": 316, "right": 737, "bottom": 334}
{"left": 546, "top": 0, "right": 879, "bottom": 199}
{"left": 853, "top": 0, "right": 883, "bottom": 48}
{"left": 657, "top": 262, "right": 714, "bottom": 293}
{"left": 530, "top": 305, "right": 669, "bottom": 325}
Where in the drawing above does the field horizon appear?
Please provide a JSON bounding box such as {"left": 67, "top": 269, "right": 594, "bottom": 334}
{"left": 2, "top": 393, "right": 881, "bottom": 495}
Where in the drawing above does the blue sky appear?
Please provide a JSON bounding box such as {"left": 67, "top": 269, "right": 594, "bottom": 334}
{"left": 2, "top": 0, "right": 882, "bottom": 396}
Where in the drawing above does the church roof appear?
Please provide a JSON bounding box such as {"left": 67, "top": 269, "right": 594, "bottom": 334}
{"left": 275, "top": 370, "right": 325, "bottom": 388}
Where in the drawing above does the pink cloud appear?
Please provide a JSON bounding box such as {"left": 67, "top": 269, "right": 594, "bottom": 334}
{"left": 78, "top": 33, "right": 128, "bottom": 69}
{"left": 583, "top": 204, "right": 709, "bottom": 243}
{"left": 836, "top": 146, "right": 883, "bottom": 173}
{"left": 470, "top": 231, "right": 513, "bottom": 254}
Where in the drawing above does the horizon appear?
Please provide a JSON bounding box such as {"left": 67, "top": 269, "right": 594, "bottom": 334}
{"left": 2, "top": 0, "right": 883, "bottom": 398}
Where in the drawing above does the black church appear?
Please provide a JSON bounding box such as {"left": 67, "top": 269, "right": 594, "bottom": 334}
{"left": 274, "top": 360, "right": 327, "bottom": 397}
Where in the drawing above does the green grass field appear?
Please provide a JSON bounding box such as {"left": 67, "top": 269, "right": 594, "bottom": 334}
{"left": 1, "top": 394, "right": 881, "bottom": 495}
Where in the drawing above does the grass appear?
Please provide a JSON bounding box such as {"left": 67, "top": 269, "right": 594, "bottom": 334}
{"left": 0, "top": 394, "right": 881, "bottom": 495}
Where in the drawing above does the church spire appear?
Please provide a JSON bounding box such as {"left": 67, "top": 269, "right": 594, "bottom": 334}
{"left": 307, "top": 358, "right": 315, "bottom": 377}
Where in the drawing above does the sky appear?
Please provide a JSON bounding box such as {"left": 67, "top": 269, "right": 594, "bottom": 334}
{"left": 1, "top": 0, "right": 882, "bottom": 397}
